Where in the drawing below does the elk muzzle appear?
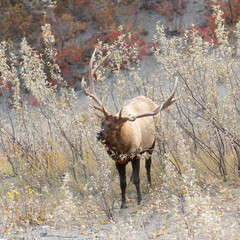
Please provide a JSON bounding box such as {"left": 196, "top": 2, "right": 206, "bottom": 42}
{"left": 97, "top": 131, "right": 105, "bottom": 141}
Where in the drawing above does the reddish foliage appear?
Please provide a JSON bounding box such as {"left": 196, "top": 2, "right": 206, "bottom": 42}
{"left": 0, "top": 3, "right": 42, "bottom": 44}
{"left": 56, "top": 45, "right": 83, "bottom": 77}
{"left": 194, "top": 0, "right": 240, "bottom": 44}
{"left": 1, "top": 0, "right": 238, "bottom": 94}
{"left": 0, "top": 81, "right": 13, "bottom": 94}
{"left": 208, "top": 0, "right": 240, "bottom": 26}
{"left": 47, "top": 77, "right": 58, "bottom": 87}
{"left": 26, "top": 96, "right": 39, "bottom": 107}
{"left": 148, "top": 41, "right": 160, "bottom": 51}
{"left": 188, "top": 26, "right": 218, "bottom": 44}
{"left": 131, "top": 34, "right": 150, "bottom": 58}
{"left": 73, "top": 72, "right": 80, "bottom": 79}
{"left": 67, "top": 78, "right": 75, "bottom": 86}
{"left": 153, "top": 0, "right": 187, "bottom": 21}
{"left": 85, "top": 35, "right": 98, "bottom": 48}
{"left": 104, "top": 30, "right": 122, "bottom": 44}
{"left": 131, "top": 34, "right": 146, "bottom": 48}
{"left": 138, "top": 47, "right": 148, "bottom": 57}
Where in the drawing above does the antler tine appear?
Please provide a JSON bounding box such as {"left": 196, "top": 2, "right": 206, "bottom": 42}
{"left": 92, "top": 51, "right": 112, "bottom": 81}
{"left": 82, "top": 49, "right": 110, "bottom": 116}
{"left": 89, "top": 49, "right": 99, "bottom": 101}
{"left": 119, "top": 77, "right": 178, "bottom": 122}
{"left": 118, "top": 106, "right": 125, "bottom": 120}
{"left": 160, "top": 77, "right": 178, "bottom": 111}
{"left": 82, "top": 77, "right": 103, "bottom": 108}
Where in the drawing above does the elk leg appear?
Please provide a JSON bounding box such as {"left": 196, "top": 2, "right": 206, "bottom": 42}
{"left": 145, "top": 157, "right": 152, "bottom": 185}
{"left": 131, "top": 157, "right": 141, "bottom": 205}
{"left": 116, "top": 163, "right": 127, "bottom": 208}
{"left": 146, "top": 145, "right": 154, "bottom": 185}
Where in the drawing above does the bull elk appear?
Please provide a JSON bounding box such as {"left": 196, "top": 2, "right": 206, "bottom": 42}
{"left": 82, "top": 49, "right": 178, "bottom": 208}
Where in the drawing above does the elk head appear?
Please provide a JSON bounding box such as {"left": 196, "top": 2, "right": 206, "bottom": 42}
{"left": 97, "top": 115, "right": 126, "bottom": 143}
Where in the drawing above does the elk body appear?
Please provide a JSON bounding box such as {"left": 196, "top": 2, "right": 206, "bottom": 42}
{"left": 82, "top": 49, "right": 178, "bottom": 208}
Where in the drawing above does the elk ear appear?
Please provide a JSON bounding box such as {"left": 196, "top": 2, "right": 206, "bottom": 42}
{"left": 117, "top": 117, "right": 128, "bottom": 126}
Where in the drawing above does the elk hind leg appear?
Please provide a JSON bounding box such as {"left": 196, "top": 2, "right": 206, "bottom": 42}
{"left": 145, "top": 146, "right": 154, "bottom": 185}
{"left": 145, "top": 156, "right": 152, "bottom": 185}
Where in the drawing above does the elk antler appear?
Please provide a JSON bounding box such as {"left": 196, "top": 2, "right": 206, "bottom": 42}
{"left": 82, "top": 49, "right": 111, "bottom": 117}
{"left": 119, "top": 77, "right": 178, "bottom": 121}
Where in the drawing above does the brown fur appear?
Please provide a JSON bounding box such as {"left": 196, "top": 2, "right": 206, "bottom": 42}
{"left": 98, "top": 96, "right": 160, "bottom": 163}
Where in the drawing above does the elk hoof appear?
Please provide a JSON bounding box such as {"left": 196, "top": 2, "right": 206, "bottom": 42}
{"left": 120, "top": 203, "right": 128, "bottom": 209}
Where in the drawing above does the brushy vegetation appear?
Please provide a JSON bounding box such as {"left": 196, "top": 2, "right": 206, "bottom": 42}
{"left": 0, "top": 2, "right": 240, "bottom": 239}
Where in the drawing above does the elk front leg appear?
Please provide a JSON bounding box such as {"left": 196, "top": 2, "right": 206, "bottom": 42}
{"left": 131, "top": 157, "right": 141, "bottom": 205}
{"left": 116, "top": 162, "right": 127, "bottom": 208}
